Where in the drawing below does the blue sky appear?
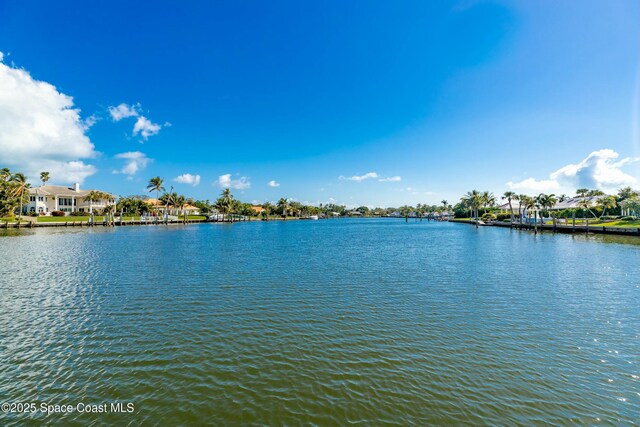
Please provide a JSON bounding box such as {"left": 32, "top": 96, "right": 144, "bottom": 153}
{"left": 1, "top": 1, "right": 639, "bottom": 207}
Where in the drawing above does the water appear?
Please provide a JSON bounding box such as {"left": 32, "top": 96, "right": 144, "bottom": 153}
{"left": 1, "top": 219, "right": 639, "bottom": 426}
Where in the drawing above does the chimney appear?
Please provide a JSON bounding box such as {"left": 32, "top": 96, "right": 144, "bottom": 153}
{"left": 74, "top": 183, "right": 80, "bottom": 192}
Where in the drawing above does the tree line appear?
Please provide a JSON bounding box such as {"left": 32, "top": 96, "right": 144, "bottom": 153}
{"left": 455, "top": 187, "right": 640, "bottom": 229}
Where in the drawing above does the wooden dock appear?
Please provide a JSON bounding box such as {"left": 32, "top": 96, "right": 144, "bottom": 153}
{"left": 2, "top": 218, "right": 208, "bottom": 228}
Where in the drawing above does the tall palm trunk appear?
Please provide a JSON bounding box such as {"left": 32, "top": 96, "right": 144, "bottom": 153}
{"left": 509, "top": 200, "right": 514, "bottom": 228}
{"left": 18, "top": 189, "right": 23, "bottom": 222}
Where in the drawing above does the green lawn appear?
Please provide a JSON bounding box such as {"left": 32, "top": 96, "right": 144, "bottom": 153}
{"left": 38, "top": 216, "right": 103, "bottom": 222}
{"left": 1, "top": 217, "right": 29, "bottom": 223}
{"left": 36, "top": 215, "right": 206, "bottom": 223}
{"left": 592, "top": 219, "right": 640, "bottom": 228}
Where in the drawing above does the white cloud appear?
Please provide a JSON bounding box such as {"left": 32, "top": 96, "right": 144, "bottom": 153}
{"left": 507, "top": 149, "right": 638, "bottom": 194}
{"left": 108, "top": 103, "right": 141, "bottom": 121}
{"left": 82, "top": 114, "right": 99, "bottom": 130}
{"left": 506, "top": 178, "right": 561, "bottom": 192}
{"left": 0, "top": 51, "right": 97, "bottom": 183}
{"left": 113, "top": 151, "right": 151, "bottom": 176}
{"left": 133, "top": 116, "right": 163, "bottom": 140}
{"left": 550, "top": 149, "right": 638, "bottom": 190}
{"left": 108, "top": 102, "right": 167, "bottom": 141}
{"left": 379, "top": 176, "right": 402, "bottom": 182}
{"left": 174, "top": 173, "right": 201, "bottom": 186}
{"left": 339, "top": 172, "right": 378, "bottom": 182}
{"left": 216, "top": 173, "right": 251, "bottom": 190}
{"left": 268, "top": 180, "right": 280, "bottom": 187}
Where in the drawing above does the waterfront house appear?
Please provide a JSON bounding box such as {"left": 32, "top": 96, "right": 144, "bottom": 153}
{"left": 549, "top": 195, "right": 606, "bottom": 210}
{"left": 497, "top": 201, "right": 522, "bottom": 214}
{"left": 145, "top": 198, "right": 200, "bottom": 216}
{"left": 27, "top": 183, "right": 115, "bottom": 215}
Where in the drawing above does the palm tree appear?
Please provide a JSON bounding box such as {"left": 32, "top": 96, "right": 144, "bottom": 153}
{"left": 533, "top": 194, "right": 544, "bottom": 233}
{"left": 262, "top": 202, "right": 274, "bottom": 220}
{"left": 535, "top": 193, "right": 557, "bottom": 233}
{"left": 502, "top": 191, "right": 516, "bottom": 224}
{"left": 215, "top": 188, "right": 234, "bottom": 221}
{"left": 11, "top": 173, "right": 30, "bottom": 221}
{"left": 578, "top": 197, "right": 596, "bottom": 224}
{"left": 462, "top": 190, "right": 482, "bottom": 228}
{"left": 40, "top": 171, "right": 50, "bottom": 187}
{"left": 289, "top": 201, "right": 303, "bottom": 218}
{"left": 482, "top": 192, "right": 496, "bottom": 212}
{"left": 174, "top": 194, "right": 186, "bottom": 222}
{"left": 84, "top": 190, "right": 103, "bottom": 215}
{"left": 576, "top": 188, "right": 589, "bottom": 198}
{"left": 147, "top": 177, "right": 165, "bottom": 214}
{"left": 277, "top": 198, "right": 288, "bottom": 218}
{"left": 544, "top": 194, "right": 558, "bottom": 231}
{"left": 519, "top": 195, "right": 534, "bottom": 229}
{"left": 597, "top": 195, "right": 617, "bottom": 219}
{"left": 0, "top": 168, "right": 10, "bottom": 182}
{"left": 516, "top": 194, "right": 528, "bottom": 226}
{"left": 620, "top": 197, "right": 640, "bottom": 218}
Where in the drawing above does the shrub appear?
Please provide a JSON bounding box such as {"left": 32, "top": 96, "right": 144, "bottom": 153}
{"left": 495, "top": 213, "right": 511, "bottom": 221}
{"left": 600, "top": 215, "right": 620, "bottom": 221}
{"left": 481, "top": 212, "right": 496, "bottom": 221}
{"left": 621, "top": 216, "right": 637, "bottom": 221}
{"left": 69, "top": 211, "right": 86, "bottom": 216}
{"left": 51, "top": 211, "right": 65, "bottom": 217}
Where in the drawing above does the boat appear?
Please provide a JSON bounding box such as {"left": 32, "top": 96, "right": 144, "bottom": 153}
{"left": 310, "top": 215, "right": 319, "bottom": 220}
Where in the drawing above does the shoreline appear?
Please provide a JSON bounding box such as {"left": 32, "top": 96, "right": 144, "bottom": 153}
{"left": 451, "top": 218, "right": 640, "bottom": 237}
{"left": 0, "top": 216, "right": 316, "bottom": 228}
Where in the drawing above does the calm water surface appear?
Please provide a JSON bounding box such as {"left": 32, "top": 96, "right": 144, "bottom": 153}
{"left": 0, "top": 219, "right": 639, "bottom": 426}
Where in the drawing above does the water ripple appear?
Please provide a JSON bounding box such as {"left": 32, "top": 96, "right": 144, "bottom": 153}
{"left": 1, "top": 219, "right": 639, "bottom": 425}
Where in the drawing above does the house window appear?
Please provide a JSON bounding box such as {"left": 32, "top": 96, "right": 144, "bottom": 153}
{"left": 59, "top": 197, "right": 74, "bottom": 206}
{"left": 30, "top": 196, "right": 35, "bottom": 202}
{"left": 38, "top": 196, "right": 44, "bottom": 202}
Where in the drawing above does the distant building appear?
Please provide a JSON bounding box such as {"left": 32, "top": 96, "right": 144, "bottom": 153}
{"left": 497, "top": 196, "right": 606, "bottom": 213}
{"left": 251, "top": 206, "right": 265, "bottom": 215}
{"left": 145, "top": 199, "right": 200, "bottom": 216}
{"left": 27, "top": 183, "right": 114, "bottom": 215}
{"left": 550, "top": 196, "right": 606, "bottom": 210}
{"left": 497, "top": 201, "right": 522, "bottom": 213}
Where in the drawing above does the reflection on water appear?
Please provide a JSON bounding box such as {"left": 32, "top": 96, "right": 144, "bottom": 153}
{"left": 1, "top": 219, "right": 639, "bottom": 425}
